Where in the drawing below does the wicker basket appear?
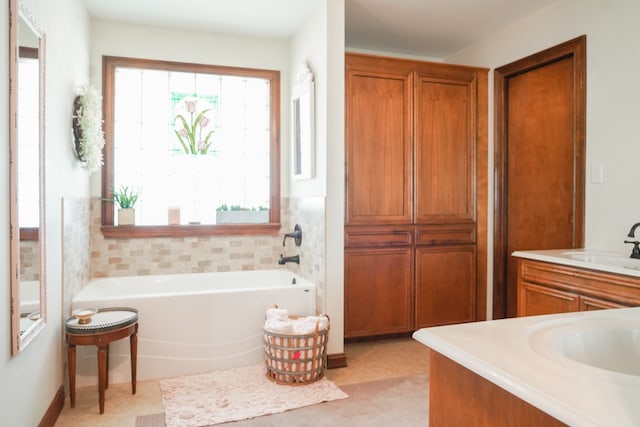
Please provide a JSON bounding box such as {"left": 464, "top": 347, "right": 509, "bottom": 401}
{"left": 263, "top": 315, "right": 329, "bottom": 385}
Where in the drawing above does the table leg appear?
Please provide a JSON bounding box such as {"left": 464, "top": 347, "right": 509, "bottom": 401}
{"left": 67, "top": 342, "right": 76, "bottom": 408}
{"left": 130, "top": 325, "right": 138, "bottom": 395}
{"left": 97, "top": 345, "right": 107, "bottom": 414}
{"left": 105, "top": 345, "right": 110, "bottom": 389}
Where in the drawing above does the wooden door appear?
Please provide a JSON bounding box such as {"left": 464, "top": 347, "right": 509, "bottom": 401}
{"left": 494, "top": 36, "right": 586, "bottom": 318}
{"left": 345, "top": 67, "right": 412, "bottom": 225}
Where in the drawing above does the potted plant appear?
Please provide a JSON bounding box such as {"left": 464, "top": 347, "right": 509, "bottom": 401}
{"left": 111, "top": 185, "right": 140, "bottom": 225}
{"left": 216, "top": 204, "right": 269, "bottom": 224}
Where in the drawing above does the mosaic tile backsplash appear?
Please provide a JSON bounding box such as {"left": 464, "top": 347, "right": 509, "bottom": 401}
{"left": 62, "top": 197, "right": 92, "bottom": 317}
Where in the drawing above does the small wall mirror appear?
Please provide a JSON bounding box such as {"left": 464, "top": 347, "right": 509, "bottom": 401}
{"left": 292, "top": 62, "right": 315, "bottom": 180}
{"left": 10, "top": 0, "right": 47, "bottom": 355}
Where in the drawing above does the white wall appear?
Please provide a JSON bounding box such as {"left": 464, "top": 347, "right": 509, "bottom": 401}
{"left": 448, "top": 0, "right": 640, "bottom": 254}
{"left": 89, "top": 20, "right": 291, "bottom": 197}
{"left": 290, "top": 1, "right": 328, "bottom": 198}
{"left": 290, "top": 0, "right": 345, "bottom": 355}
{"left": 0, "top": 0, "right": 91, "bottom": 424}
{"left": 446, "top": 0, "right": 640, "bottom": 316}
{"left": 324, "top": 0, "right": 346, "bottom": 356}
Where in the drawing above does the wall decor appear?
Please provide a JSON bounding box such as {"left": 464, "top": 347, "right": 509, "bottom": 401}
{"left": 72, "top": 84, "right": 105, "bottom": 174}
{"left": 292, "top": 61, "right": 315, "bottom": 180}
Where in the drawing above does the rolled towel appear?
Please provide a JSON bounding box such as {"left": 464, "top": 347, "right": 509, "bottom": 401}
{"left": 291, "top": 315, "right": 329, "bottom": 335}
{"left": 316, "top": 315, "right": 329, "bottom": 331}
{"left": 266, "top": 307, "right": 288, "bottom": 321}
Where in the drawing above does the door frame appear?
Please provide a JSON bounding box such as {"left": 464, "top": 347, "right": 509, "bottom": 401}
{"left": 493, "top": 36, "right": 586, "bottom": 319}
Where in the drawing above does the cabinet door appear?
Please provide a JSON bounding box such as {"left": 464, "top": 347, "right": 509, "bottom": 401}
{"left": 415, "top": 246, "right": 476, "bottom": 328}
{"left": 414, "top": 74, "right": 476, "bottom": 224}
{"left": 345, "top": 247, "right": 413, "bottom": 337}
{"left": 345, "top": 68, "right": 412, "bottom": 225}
{"left": 517, "top": 282, "right": 579, "bottom": 316}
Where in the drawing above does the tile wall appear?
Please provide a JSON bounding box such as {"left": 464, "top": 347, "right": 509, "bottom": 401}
{"left": 60, "top": 196, "right": 327, "bottom": 313}
{"left": 62, "top": 197, "right": 92, "bottom": 317}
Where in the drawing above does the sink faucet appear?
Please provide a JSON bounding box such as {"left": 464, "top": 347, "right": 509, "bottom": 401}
{"left": 624, "top": 223, "right": 640, "bottom": 259}
{"left": 278, "top": 254, "right": 300, "bottom": 265}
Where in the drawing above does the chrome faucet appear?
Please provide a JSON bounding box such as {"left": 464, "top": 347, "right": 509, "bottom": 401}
{"left": 624, "top": 223, "right": 640, "bottom": 259}
{"left": 278, "top": 254, "right": 300, "bottom": 265}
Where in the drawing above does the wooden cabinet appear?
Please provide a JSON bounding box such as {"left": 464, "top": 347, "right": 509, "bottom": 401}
{"left": 344, "top": 53, "right": 488, "bottom": 338}
{"left": 345, "top": 67, "right": 411, "bottom": 225}
{"left": 429, "top": 351, "right": 567, "bottom": 427}
{"left": 344, "top": 247, "right": 413, "bottom": 337}
{"left": 517, "top": 258, "right": 640, "bottom": 317}
{"left": 415, "top": 245, "right": 476, "bottom": 329}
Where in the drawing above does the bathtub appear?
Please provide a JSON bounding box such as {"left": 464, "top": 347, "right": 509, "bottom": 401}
{"left": 71, "top": 269, "right": 316, "bottom": 387}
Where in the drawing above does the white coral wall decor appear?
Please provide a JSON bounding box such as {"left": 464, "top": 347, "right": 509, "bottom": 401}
{"left": 72, "top": 85, "right": 105, "bottom": 174}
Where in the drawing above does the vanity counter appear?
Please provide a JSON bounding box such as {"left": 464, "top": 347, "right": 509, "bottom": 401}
{"left": 512, "top": 248, "right": 640, "bottom": 278}
{"left": 413, "top": 307, "right": 640, "bottom": 427}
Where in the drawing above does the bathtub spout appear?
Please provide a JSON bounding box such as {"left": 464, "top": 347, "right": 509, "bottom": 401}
{"left": 278, "top": 254, "right": 300, "bottom": 265}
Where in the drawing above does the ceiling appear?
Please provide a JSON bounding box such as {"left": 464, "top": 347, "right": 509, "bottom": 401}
{"left": 83, "top": 0, "right": 560, "bottom": 58}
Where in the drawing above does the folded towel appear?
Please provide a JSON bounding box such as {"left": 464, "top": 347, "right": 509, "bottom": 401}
{"left": 264, "top": 313, "right": 329, "bottom": 335}
{"left": 264, "top": 318, "right": 294, "bottom": 334}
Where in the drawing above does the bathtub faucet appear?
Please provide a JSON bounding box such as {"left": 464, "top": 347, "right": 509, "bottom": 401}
{"left": 282, "top": 224, "right": 302, "bottom": 247}
{"left": 278, "top": 254, "right": 300, "bottom": 265}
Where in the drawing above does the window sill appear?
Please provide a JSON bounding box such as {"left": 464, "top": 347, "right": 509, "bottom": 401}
{"left": 101, "top": 223, "right": 281, "bottom": 239}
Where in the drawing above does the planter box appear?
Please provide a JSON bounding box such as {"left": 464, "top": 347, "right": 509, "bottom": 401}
{"left": 118, "top": 208, "right": 135, "bottom": 225}
{"left": 216, "top": 210, "right": 269, "bottom": 224}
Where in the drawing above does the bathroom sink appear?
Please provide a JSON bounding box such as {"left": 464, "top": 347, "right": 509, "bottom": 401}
{"left": 530, "top": 317, "right": 640, "bottom": 376}
{"left": 560, "top": 250, "right": 640, "bottom": 271}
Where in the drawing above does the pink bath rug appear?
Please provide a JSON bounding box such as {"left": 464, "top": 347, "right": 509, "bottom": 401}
{"left": 159, "top": 363, "right": 349, "bottom": 426}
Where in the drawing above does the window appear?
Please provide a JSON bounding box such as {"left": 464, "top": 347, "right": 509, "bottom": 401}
{"left": 101, "top": 56, "right": 280, "bottom": 237}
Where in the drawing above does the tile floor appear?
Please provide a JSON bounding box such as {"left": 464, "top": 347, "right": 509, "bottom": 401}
{"left": 55, "top": 338, "right": 430, "bottom": 426}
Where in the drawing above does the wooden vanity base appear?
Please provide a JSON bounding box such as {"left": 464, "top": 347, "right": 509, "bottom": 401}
{"left": 429, "top": 351, "right": 567, "bottom": 426}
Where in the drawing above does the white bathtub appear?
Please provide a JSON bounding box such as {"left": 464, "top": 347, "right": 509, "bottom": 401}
{"left": 71, "top": 270, "right": 316, "bottom": 387}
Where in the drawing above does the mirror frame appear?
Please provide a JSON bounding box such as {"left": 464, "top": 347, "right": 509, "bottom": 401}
{"left": 291, "top": 61, "right": 315, "bottom": 180}
{"left": 10, "top": 0, "right": 47, "bottom": 355}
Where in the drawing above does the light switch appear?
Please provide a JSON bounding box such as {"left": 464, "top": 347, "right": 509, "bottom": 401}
{"left": 591, "top": 163, "right": 604, "bottom": 184}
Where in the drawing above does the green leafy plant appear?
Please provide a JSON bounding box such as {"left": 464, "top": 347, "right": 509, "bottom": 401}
{"left": 174, "top": 97, "right": 214, "bottom": 155}
{"left": 216, "top": 203, "right": 268, "bottom": 211}
{"left": 110, "top": 185, "right": 140, "bottom": 209}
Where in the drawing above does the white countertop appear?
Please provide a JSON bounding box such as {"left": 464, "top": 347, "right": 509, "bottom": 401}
{"left": 512, "top": 248, "right": 640, "bottom": 278}
{"left": 413, "top": 307, "right": 640, "bottom": 427}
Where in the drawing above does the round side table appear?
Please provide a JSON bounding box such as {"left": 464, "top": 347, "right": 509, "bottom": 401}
{"left": 65, "top": 307, "right": 138, "bottom": 414}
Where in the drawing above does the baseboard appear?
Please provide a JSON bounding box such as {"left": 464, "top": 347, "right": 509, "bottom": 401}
{"left": 38, "top": 385, "right": 65, "bottom": 427}
{"left": 326, "top": 352, "right": 347, "bottom": 369}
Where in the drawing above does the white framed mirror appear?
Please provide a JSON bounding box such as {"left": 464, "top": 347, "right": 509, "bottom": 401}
{"left": 292, "top": 61, "right": 315, "bottom": 180}
{"left": 10, "top": 0, "right": 47, "bottom": 355}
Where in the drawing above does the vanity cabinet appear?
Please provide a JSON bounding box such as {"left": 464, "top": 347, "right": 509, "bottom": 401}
{"left": 517, "top": 259, "right": 640, "bottom": 317}
{"left": 344, "top": 53, "right": 487, "bottom": 338}
{"left": 429, "top": 351, "right": 567, "bottom": 427}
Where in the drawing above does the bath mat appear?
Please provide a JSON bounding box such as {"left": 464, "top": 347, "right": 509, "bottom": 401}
{"left": 140, "top": 374, "right": 428, "bottom": 427}
{"left": 159, "top": 363, "right": 349, "bottom": 426}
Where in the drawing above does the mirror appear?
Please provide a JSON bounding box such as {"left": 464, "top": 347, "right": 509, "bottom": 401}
{"left": 10, "top": 0, "right": 46, "bottom": 355}
{"left": 292, "top": 62, "right": 315, "bottom": 180}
